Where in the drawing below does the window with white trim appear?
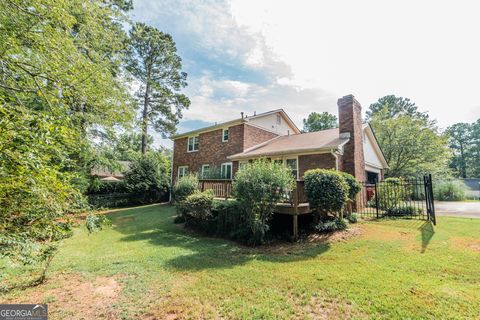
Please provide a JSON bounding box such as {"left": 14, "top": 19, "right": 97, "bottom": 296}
{"left": 178, "top": 166, "right": 188, "bottom": 179}
{"left": 201, "top": 164, "right": 210, "bottom": 178}
{"left": 286, "top": 158, "right": 298, "bottom": 180}
{"left": 222, "top": 128, "right": 229, "bottom": 142}
{"left": 221, "top": 162, "right": 233, "bottom": 180}
{"left": 187, "top": 136, "right": 199, "bottom": 152}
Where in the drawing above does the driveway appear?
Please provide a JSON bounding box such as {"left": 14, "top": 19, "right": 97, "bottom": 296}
{"left": 435, "top": 201, "right": 480, "bottom": 218}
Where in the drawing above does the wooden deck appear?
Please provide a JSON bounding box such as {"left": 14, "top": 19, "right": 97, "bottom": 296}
{"left": 199, "top": 179, "right": 311, "bottom": 239}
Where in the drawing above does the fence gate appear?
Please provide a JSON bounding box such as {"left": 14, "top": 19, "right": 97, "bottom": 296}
{"left": 356, "top": 174, "right": 436, "bottom": 225}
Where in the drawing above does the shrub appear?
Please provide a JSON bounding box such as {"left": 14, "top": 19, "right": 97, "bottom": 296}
{"left": 374, "top": 178, "right": 410, "bottom": 210}
{"left": 124, "top": 154, "right": 169, "bottom": 200}
{"left": 180, "top": 190, "right": 215, "bottom": 220}
{"left": 385, "top": 205, "right": 422, "bottom": 216}
{"left": 434, "top": 180, "right": 467, "bottom": 201}
{"left": 233, "top": 159, "right": 295, "bottom": 245}
{"left": 346, "top": 213, "right": 359, "bottom": 224}
{"left": 315, "top": 218, "right": 348, "bottom": 232}
{"left": 85, "top": 214, "right": 112, "bottom": 234}
{"left": 339, "top": 172, "right": 362, "bottom": 201}
{"left": 212, "top": 199, "right": 249, "bottom": 239}
{"left": 173, "top": 174, "right": 198, "bottom": 203}
{"left": 304, "top": 169, "right": 349, "bottom": 217}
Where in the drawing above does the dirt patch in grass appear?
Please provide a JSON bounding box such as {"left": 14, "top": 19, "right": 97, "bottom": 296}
{"left": 451, "top": 237, "right": 480, "bottom": 253}
{"left": 5, "top": 273, "right": 122, "bottom": 319}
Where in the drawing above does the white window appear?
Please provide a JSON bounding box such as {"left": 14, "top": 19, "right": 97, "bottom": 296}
{"left": 187, "top": 136, "right": 199, "bottom": 152}
{"left": 276, "top": 114, "right": 281, "bottom": 125}
{"left": 221, "top": 162, "right": 233, "bottom": 180}
{"left": 286, "top": 158, "right": 298, "bottom": 179}
{"left": 271, "top": 157, "right": 298, "bottom": 180}
{"left": 178, "top": 166, "right": 188, "bottom": 179}
{"left": 201, "top": 164, "right": 210, "bottom": 178}
{"left": 222, "top": 128, "right": 229, "bottom": 142}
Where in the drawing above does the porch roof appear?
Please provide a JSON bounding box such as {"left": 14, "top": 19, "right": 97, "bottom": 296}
{"left": 228, "top": 128, "right": 349, "bottom": 160}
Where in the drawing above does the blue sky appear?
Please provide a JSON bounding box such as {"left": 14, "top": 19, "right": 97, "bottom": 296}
{"left": 131, "top": 0, "right": 480, "bottom": 148}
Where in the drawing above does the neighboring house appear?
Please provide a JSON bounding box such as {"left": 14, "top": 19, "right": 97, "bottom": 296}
{"left": 171, "top": 95, "right": 388, "bottom": 185}
{"left": 91, "top": 160, "right": 131, "bottom": 181}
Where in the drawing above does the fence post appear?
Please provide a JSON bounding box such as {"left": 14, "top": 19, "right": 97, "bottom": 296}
{"left": 374, "top": 182, "right": 379, "bottom": 219}
{"left": 428, "top": 174, "right": 436, "bottom": 225}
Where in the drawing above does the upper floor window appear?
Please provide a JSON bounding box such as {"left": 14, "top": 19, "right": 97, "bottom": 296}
{"left": 222, "top": 128, "right": 229, "bottom": 142}
{"left": 187, "top": 136, "right": 199, "bottom": 152}
{"left": 276, "top": 114, "right": 281, "bottom": 125}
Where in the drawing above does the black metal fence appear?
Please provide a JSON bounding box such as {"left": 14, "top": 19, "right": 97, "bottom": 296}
{"left": 355, "top": 175, "right": 436, "bottom": 225}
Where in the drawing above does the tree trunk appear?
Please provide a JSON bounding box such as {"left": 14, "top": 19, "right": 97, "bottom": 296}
{"left": 141, "top": 79, "right": 150, "bottom": 154}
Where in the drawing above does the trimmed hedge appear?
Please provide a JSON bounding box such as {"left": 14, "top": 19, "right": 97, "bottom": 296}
{"left": 304, "top": 169, "right": 349, "bottom": 216}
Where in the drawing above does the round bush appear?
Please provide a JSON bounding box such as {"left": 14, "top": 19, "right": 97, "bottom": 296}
{"left": 172, "top": 174, "right": 198, "bottom": 203}
{"left": 339, "top": 171, "right": 362, "bottom": 201}
{"left": 304, "top": 169, "right": 349, "bottom": 215}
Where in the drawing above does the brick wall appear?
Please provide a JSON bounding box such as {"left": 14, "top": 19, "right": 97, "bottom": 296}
{"left": 243, "top": 124, "right": 279, "bottom": 149}
{"left": 338, "top": 95, "right": 366, "bottom": 182}
{"left": 298, "top": 153, "right": 337, "bottom": 178}
{"left": 172, "top": 123, "right": 278, "bottom": 184}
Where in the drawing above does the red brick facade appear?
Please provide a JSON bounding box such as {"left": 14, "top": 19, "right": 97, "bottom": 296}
{"left": 338, "top": 95, "right": 366, "bottom": 182}
{"left": 172, "top": 123, "right": 278, "bottom": 184}
{"left": 244, "top": 124, "right": 279, "bottom": 150}
{"left": 298, "top": 153, "right": 337, "bottom": 178}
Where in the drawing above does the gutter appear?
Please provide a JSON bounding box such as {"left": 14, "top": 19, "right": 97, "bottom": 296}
{"left": 331, "top": 149, "right": 339, "bottom": 170}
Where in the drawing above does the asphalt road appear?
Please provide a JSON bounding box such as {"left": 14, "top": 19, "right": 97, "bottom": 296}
{"left": 435, "top": 201, "right": 480, "bottom": 218}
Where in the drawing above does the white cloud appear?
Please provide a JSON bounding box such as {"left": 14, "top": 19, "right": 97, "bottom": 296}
{"left": 135, "top": 0, "right": 480, "bottom": 149}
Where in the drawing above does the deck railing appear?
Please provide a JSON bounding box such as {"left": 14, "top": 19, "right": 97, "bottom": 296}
{"left": 199, "top": 179, "right": 233, "bottom": 199}
{"left": 198, "top": 179, "right": 308, "bottom": 204}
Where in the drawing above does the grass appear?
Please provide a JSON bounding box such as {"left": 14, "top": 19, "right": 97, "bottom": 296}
{"left": 2, "top": 204, "right": 480, "bottom": 319}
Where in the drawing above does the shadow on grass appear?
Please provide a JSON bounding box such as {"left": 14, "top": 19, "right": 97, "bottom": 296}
{"left": 111, "top": 205, "right": 332, "bottom": 271}
{"left": 418, "top": 221, "right": 435, "bottom": 253}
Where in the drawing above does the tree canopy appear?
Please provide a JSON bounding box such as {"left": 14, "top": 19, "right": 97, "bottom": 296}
{"left": 369, "top": 97, "right": 451, "bottom": 178}
{"left": 127, "top": 22, "right": 190, "bottom": 153}
{"left": 366, "top": 95, "right": 430, "bottom": 122}
{"left": 446, "top": 120, "right": 480, "bottom": 178}
{"left": 302, "top": 112, "right": 338, "bottom": 132}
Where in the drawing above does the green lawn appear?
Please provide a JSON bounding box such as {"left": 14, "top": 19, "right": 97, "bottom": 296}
{"left": 3, "top": 204, "right": 480, "bottom": 319}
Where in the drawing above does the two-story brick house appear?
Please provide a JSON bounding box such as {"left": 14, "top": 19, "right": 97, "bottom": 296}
{"left": 171, "top": 95, "right": 388, "bottom": 186}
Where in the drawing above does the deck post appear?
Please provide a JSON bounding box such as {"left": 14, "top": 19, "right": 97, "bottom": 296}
{"left": 292, "top": 184, "right": 299, "bottom": 240}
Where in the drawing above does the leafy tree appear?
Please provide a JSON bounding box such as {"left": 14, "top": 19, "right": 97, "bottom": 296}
{"left": 366, "top": 95, "right": 429, "bottom": 122}
{"left": 0, "top": 0, "right": 134, "bottom": 131}
{"left": 124, "top": 153, "right": 170, "bottom": 196}
{"left": 127, "top": 23, "right": 191, "bottom": 154}
{"left": 467, "top": 119, "right": 480, "bottom": 177}
{"left": 446, "top": 123, "right": 471, "bottom": 178}
{"left": 0, "top": 0, "right": 135, "bottom": 285}
{"left": 370, "top": 108, "right": 451, "bottom": 178}
{"left": 302, "top": 112, "right": 338, "bottom": 132}
{"left": 0, "top": 106, "right": 85, "bottom": 284}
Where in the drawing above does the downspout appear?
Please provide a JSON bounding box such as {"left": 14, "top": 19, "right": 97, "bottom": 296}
{"left": 331, "top": 149, "right": 339, "bottom": 171}
{"left": 169, "top": 142, "right": 175, "bottom": 204}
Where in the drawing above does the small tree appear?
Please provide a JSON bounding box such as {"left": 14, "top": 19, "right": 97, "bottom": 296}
{"left": 124, "top": 154, "right": 169, "bottom": 202}
{"left": 304, "top": 169, "right": 349, "bottom": 219}
{"left": 233, "top": 159, "right": 295, "bottom": 245}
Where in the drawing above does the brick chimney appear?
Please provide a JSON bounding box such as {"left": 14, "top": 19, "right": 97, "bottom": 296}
{"left": 338, "top": 95, "right": 365, "bottom": 182}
